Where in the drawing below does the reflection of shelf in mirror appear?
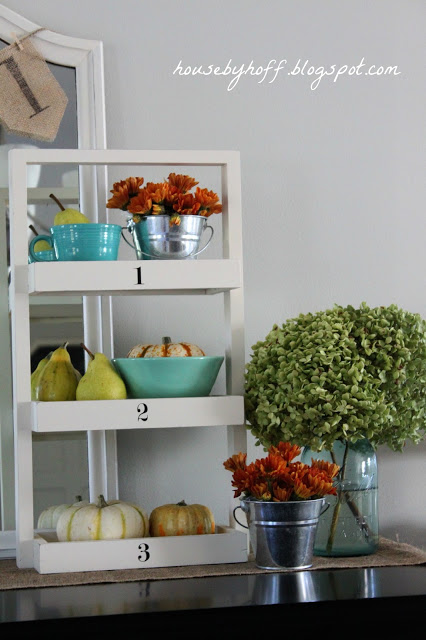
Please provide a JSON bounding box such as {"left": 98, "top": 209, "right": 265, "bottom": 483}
{"left": 30, "top": 296, "right": 83, "bottom": 310}
{"left": 0, "top": 187, "right": 79, "bottom": 205}
{"left": 28, "top": 260, "right": 242, "bottom": 296}
{"left": 31, "top": 396, "right": 244, "bottom": 432}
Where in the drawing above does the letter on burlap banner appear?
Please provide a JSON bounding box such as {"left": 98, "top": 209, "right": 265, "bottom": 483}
{"left": 0, "top": 38, "right": 68, "bottom": 142}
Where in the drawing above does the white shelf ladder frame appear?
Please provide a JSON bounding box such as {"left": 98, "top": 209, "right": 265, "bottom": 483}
{"left": 9, "top": 148, "right": 246, "bottom": 569}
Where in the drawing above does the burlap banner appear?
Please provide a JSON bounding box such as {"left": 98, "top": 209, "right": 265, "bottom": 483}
{"left": 0, "top": 31, "right": 68, "bottom": 142}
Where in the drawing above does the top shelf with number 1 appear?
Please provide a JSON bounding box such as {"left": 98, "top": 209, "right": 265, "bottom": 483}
{"left": 25, "top": 260, "right": 242, "bottom": 296}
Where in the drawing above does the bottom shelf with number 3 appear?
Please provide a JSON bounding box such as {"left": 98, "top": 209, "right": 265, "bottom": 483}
{"left": 33, "top": 526, "right": 248, "bottom": 574}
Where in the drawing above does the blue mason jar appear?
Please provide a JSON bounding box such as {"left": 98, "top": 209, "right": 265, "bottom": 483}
{"left": 301, "top": 438, "right": 379, "bottom": 556}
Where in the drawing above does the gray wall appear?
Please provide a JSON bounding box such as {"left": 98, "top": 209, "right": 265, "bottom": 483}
{"left": 5, "top": 0, "right": 426, "bottom": 549}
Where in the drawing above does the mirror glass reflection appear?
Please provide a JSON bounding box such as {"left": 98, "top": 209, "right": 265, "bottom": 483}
{"left": 0, "top": 37, "right": 88, "bottom": 536}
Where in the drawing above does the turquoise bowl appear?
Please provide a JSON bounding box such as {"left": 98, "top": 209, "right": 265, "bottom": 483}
{"left": 111, "top": 356, "right": 224, "bottom": 398}
{"left": 29, "top": 223, "right": 122, "bottom": 262}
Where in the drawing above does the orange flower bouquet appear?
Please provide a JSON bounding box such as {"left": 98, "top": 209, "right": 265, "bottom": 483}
{"left": 223, "top": 441, "right": 339, "bottom": 502}
{"left": 106, "top": 173, "right": 222, "bottom": 227}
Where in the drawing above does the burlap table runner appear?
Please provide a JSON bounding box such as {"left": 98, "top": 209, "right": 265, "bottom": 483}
{"left": 0, "top": 537, "right": 424, "bottom": 591}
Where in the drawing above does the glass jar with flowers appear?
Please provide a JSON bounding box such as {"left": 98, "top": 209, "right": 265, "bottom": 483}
{"left": 223, "top": 441, "right": 339, "bottom": 570}
{"left": 243, "top": 303, "right": 426, "bottom": 557}
{"left": 106, "top": 173, "right": 222, "bottom": 260}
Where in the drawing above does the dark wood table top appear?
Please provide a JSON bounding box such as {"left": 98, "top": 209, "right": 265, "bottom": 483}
{"left": 0, "top": 564, "right": 425, "bottom": 634}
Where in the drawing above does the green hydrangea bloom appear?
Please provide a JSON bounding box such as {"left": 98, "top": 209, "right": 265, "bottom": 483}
{"left": 244, "top": 303, "right": 426, "bottom": 452}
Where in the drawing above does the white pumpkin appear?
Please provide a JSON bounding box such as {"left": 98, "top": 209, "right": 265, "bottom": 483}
{"left": 127, "top": 336, "right": 205, "bottom": 358}
{"left": 37, "top": 496, "right": 89, "bottom": 529}
{"left": 56, "top": 495, "right": 149, "bottom": 541}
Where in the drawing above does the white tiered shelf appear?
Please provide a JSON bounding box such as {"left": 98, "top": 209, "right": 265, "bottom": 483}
{"left": 27, "top": 259, "right": 242, "bottom": 296}
{"left": 31, "top": 396, "right": 244, "bottom": 432}
{"left": 34, "top": 526, "right": 247, "bottom": 574}
{"left": 9, "top": 148, "right": 248, "bottom": 574}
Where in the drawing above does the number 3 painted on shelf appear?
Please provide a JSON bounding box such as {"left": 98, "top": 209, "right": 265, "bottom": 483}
{"left": 138, "top": 542, "right": 150, "bottom": 562}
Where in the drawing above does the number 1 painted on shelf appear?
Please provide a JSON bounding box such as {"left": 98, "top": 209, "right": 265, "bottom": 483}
{"left": 134, "top": 266, "right": 144, "bottom": 285}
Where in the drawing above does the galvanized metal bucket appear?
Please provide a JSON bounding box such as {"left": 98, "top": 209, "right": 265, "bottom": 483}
{"left": 234, "top": 498, "right": 329, "bottom": 571}
{"left": 122, "top": 214, "right": 214, "bottom": 260}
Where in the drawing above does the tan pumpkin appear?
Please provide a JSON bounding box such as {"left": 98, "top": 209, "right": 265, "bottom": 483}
{"left": 56, "top": 495, "right": 149, "bottom": 541}
{"left": 127, "top": 336, "right": 205, "bottom": 358}
{"left": 37, "top": 495, "right": 89, "bottom": 529}
{"left": 149, "top": 500, "right": 215, "bottom": 537}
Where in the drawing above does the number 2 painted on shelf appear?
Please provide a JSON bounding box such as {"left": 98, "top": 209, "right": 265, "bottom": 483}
{"left": 138, "top": 542, "right": 150, "bottom": 562}
{"left": 137, "top": 402, "right": 148, "bottom": 421}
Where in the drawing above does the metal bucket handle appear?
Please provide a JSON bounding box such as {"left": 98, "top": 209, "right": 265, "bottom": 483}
{"left": 233, "top": 505, "right": 248, "bottom": 529}
{"left": 320, "top": 502, "right": 330, "bottom": 515}
{"left": 121, "top": 220, "right": 214, "bottom": 259}
{"left": 233, "top": 500, "right": 329, "bottom": 529}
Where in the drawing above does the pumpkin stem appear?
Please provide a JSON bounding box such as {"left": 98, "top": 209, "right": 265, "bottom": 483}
{"left": 177, "top": 500, "right": 187, "bottom": 506}
{"left": 75, "top": 495, "right": 82, "bottom": 502}
{"left": 162, "top": 337, "right": 172, "bottom": 344}
{"left": 97, "top": 494, "right": 109, "bottom": 509}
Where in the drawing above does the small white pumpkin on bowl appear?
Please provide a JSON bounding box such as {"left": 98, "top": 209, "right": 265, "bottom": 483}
{"left": 127, "top": 336, "right": 205, "bottom": 358}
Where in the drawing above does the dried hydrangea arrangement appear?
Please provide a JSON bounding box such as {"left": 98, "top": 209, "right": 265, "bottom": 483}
{"left": 244, "top": 303, "right": 426, "bottom": 453}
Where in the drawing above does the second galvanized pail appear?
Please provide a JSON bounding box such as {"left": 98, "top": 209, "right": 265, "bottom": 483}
{"left": 123, "top": 214, "right": 214, "bottom": 260}
{"left": 233, "top": 498, "right": 329, "bottom": 571}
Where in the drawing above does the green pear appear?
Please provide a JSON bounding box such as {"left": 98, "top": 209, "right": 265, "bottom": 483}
{"left": 33, "top": 239, "right": 52, "bottom": 252}
{"left": 35, "top": 343, "right": 80, "bottom": 401}
{"left": 31, "top": 351, "right": 52, "bottom": 400}
{"left": 29, "top": 224, "right": 52, "bottom": 252}
{"left": 50, "top": 193, "right": 90, "bottom": 225}
{"left": 76, "top": 344, "right": 127, "bottom": 401}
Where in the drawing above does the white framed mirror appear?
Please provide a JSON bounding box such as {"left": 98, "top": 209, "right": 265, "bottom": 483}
{"left": 0, "top": 3, "right": 110, "bottom": 556}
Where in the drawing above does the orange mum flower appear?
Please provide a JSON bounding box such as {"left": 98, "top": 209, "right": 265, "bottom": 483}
{"left": 163, "top": 184, "right": 180, "bottom": 208}
{"left": 174, "top": 193, "right": 201, "bottom": 216}
{"left": 167, "top": 173, "right": 199, "bottom": 193}
{"left": 127, "top": 189, "right": 153, "bottom": 219}
{"left": 255, "top": 453, "right": 287, "bottom": 479}
{"left": 229, "top": 468, "right": 252, "bottom": 498}
{"left": 271, "top": 483, "right": 293, "bottom": 502}
{"left": 106, "top": 177, "right": 144, "bottom": 211}
{"left": 310, "top": 459, "right": 340, "bottom": 479}
{"left": 301, "top": 472, "right": 337, "bottom": 498}
{"left": 193, "top": 187, "right": 222, "bottom": 217}
{"left": 223, "top": 441, "right": 339, "bottom": 502}
{"left": 269, "top": 442, "right": 301, "bottom": 463}
{"left": 223, "top": 453, "right": 247, "bottom": 472}
{"left": 286, "top": 461, "right": 309, "bottom": 478}
{"left": 293, "top": 477, "right": 316, "bottom": 500}
{"left": 250, "top": 482, "right": 272, "bottom": 501}
{"left": 145, "top": 182, "right": 170, "bottom": 203}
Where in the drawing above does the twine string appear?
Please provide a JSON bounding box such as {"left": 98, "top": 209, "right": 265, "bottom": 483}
{"left": 12, "top": 28, "right": 46, "bottom": 50}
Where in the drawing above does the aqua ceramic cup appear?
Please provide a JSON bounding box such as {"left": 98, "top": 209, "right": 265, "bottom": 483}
{"left": 28, "top": 237, "right": 58, "bottom": 262}
{"left": 28, "top": 248, "right": 58, "bottom": 263}
{"left": 29, "top": 223, "right": 122, "bottom": 261}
